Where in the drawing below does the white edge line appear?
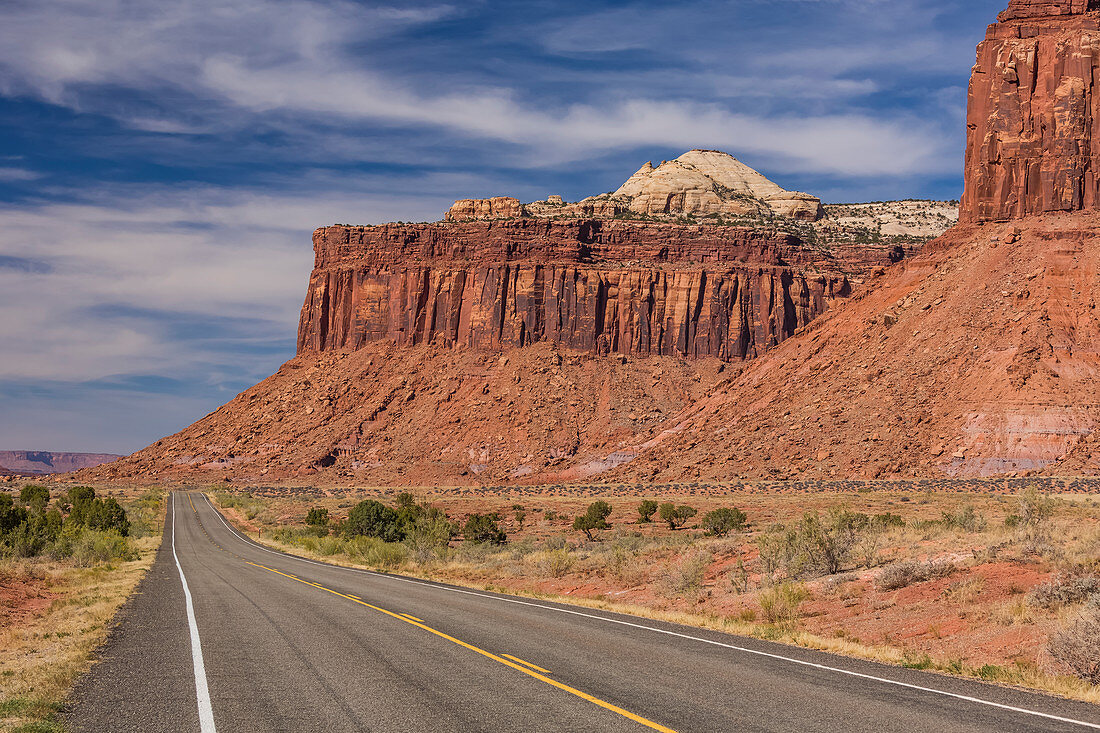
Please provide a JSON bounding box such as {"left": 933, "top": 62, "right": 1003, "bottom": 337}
{"left": 174, "top": 493, "right": 218, "bottom": 733}
{"left": 199, "top": 493, "right": 1100, "bottom": 731}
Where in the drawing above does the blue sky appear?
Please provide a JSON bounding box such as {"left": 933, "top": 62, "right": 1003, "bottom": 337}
{"left": 0, "top": 0, "right": 1005, "bottom": 454}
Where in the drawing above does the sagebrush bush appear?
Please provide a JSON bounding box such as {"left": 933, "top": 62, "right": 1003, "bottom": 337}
{"left": 538, "top": 547, "right": 574, "bottom": 578}
{"left": 661, "top": 551, "right": 711, "bottom": 598}
{"left": 1028, "top": 573, "right": 1100, "bottom": 609}
{"left": 1048, "top": 607, "right": 1100, "bottom": 684}
{"left": 875, "top": 559, "right": 957, "bottom": 591}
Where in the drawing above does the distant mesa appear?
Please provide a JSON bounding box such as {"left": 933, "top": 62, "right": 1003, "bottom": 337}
{"left": 446, "top": 150, "right": 824, "bottom": 223}
{"left": 0, "top": 451, "right": 121, "bottom": 475}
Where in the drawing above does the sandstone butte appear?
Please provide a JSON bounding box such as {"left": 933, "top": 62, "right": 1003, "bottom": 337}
{"left": 446, "top": 149, "right": 824, "bottom": 223}
{"left": 75, "top": 0, "right": 1100, "bottom": 486}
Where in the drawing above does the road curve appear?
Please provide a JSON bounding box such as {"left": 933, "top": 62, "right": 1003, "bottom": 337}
{"left": 64, "top": 491, "right": 1100, "bottom": 733}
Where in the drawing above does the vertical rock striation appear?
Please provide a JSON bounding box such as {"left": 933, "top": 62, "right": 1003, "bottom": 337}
{"left": 962, "top": 0, "right": 1100, "bottom": 221}
{"left": 296, "top": 220, "right": 904, "bottom": 362}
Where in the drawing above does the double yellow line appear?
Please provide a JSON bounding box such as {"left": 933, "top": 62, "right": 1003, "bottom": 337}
{"left": 246, "top": 560, "right": 677, "bottom": 733}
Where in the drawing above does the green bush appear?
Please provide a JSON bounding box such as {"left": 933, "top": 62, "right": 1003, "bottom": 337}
{"left": 463, "top": 513, "right": 506, "bottom": 545}
{"left": 19, "top": 485, "right": 50, "bottom": 513}
{"left": 305, "top": 507, "right": 329, "bottom": 528}
{"left": 658, "top": 503, "right": 697, "bottom": 530}
{"left": 344, "top": 500, "right": 405, "bottom": 542}
{"left": 637, "top": 500, "right": 658, "bottom": 523}
{"left": 702, "top": 507, "right": 747, "bottom": 537}
{"left": 0, "top": 494, "right": 29, "bottom": 534}
{"left": 573, "top": 501, "right": 612, "bottom": 540}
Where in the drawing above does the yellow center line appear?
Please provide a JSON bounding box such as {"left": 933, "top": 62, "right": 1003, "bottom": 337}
{"left": 502, "top": 653, "right": 552, "bottom": 674}
{"left": 245, "top": 561, "right": 677, "bottom": 733}
{"left": 401, "top": 613, "right": 425, "bottom": 623}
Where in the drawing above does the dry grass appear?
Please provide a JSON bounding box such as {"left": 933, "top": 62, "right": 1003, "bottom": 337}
{"left": 0, "top": 537, "right": 159, "bottom": 732}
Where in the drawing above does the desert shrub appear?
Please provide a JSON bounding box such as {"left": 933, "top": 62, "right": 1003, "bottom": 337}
{"left": 83, "top": 498, "right": 130, "bottom": 536}
{"left": 404, "top": 512, "right": 456, "bottom": 562}
{"left": 19, "top": 485, "right": 50, "bottom": 513}
{"left": 3, "top": 509, "right": 63, "bottom": 558}
{"left": 940, "top": 505, "right": 985, "bottom": 532}
{"left": 758, "top": 508, "right": 868, "bottom": 579}
{"left": 349, "top": 537, "right": 407, "bottom": 569}
{"left": 573, "top": 501, "right": 612, "bottom": 540}
{"left": 317, "top": 536, "right": 344, "bottom": 556}
{"left": 1028, "top": 573, "right": 1100, "bottom": 609}
{"left": 1048, "top": 606, "right": 1100, "bottom": 684}
{"left": 661, "top": 551, "right": 711, "bottom": 598}
{"left": 0, "top": 494, "right": 29, "bottom": 534}
{"left": 344, "top": 500, "right": 405, "bottom": 542}
{"left": 67, "top": 529, "right": 137, "bottom": 566}
{"left": 463, "top": 513, "right": 506, "bottom": 545}
{"left": 702, "top": 507, "right": 747, "bottom": 537}
{"left": 875, "top": 559, "right": 958, "bottom": 591}
{"left": 637, "top": 500, "right": 659, "bottom": 523}
{"left": 873, "top": 512, "right": 906, "bottom": 528}
{"left": 658, "top": 503, "right": 697, "bottom": 530}
{"left": 305, "top": 507, "right": 329, "bottom": 528}
{"left": 538, "top": 547, "right": 574, "bottom": 578}
{"left": 514, "top": 509, "right": 526, "bottom": 528}
{"left": 759, "top": 582, "right": 812, "bottom": 624}
{"left": 543, "top": 535, "right": 569, "bottom": 551}
{"left": 1006, "top": 488, "right": 1057, "bottom": 544}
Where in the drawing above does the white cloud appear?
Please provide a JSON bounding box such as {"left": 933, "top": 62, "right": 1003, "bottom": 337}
{"left": 0, "top": 184, "right": 445, "bottom": 383}
{"left": 0, "top": 167, "right": 41, "bottom": 181}
{"left": 0, "top": 0, "right": 959, "bottom": 177}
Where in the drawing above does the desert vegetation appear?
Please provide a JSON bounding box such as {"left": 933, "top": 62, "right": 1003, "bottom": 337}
{"left": 210, "top": 483, "right": 1100, "bottom": 702}
{"left": 0, "top": 486, "right": 162, "bottom": 732}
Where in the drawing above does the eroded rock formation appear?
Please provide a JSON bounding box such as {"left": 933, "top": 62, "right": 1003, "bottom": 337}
{"left": 962, "top": 0, "right": 1100, "bottom": 221}
{"left": 297, "top": 219, "right": 910, "bottom": 361}
{"left": 452, "top": 150, "right": 823, "bottom": 223}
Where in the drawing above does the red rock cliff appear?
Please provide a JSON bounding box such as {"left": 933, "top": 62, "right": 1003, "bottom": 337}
{"left": 962, "top": 0, "right": 1100, "bottom": 221}
{"left": 297, "top": 219, "right": 906, "bottom": 361}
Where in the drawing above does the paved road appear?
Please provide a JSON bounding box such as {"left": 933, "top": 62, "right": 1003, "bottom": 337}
{"left": 65, "top": 491, "right": 1100, "bottom": 732}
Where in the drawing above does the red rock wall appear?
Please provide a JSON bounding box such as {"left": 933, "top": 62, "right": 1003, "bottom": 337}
{"left": 297, "top": 220, "right": 904, "bottom": 361}
{"left": 961, "top": 5, "right": 1100, "bottom": 222}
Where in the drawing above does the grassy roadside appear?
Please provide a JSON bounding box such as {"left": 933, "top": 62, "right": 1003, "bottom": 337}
{"left": 0, "top": 491, "right": 163, "bottom": 733}
{"left": 210, "top": 489, "right": 1100, "bottom": 706}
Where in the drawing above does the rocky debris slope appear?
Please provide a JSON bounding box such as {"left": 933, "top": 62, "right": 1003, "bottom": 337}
{"left": 963, "top": 1, "right": 1100, "bottom": 221}
{"left": 0, "top": 451, "right": 121, "bottom": 475}
{"left": 606, "top": 215, "right": 1100, "bottom": 481}
{"left": 79, "top": 343, "right": 728, "bottom": 485}
{"left": 296, "top": 219, "right": 909, "bottom": 361}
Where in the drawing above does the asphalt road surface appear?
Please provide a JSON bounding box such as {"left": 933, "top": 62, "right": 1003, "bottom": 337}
{"left": 65, "top": 491, "right": 1100, "bottom": 732}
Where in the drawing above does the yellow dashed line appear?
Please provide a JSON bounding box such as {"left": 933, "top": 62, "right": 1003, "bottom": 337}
{"left": 246, "top": 561, "right": 677, "bottom": 733}
{"left": 502, "top": 653, "right": 551, "bottom": 674}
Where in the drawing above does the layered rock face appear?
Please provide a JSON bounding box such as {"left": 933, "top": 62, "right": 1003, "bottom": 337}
{"left": 446, "top": 197, "right": 523, "bottom": 221}
{"left": 296, "top": 220, "right": 904, "bottom": 362}
{"left": 962, "top": 1, "right": 1100, "bottom": 221}
{"left": 999, "top": 0, "right": 1098, "bottom": 21}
